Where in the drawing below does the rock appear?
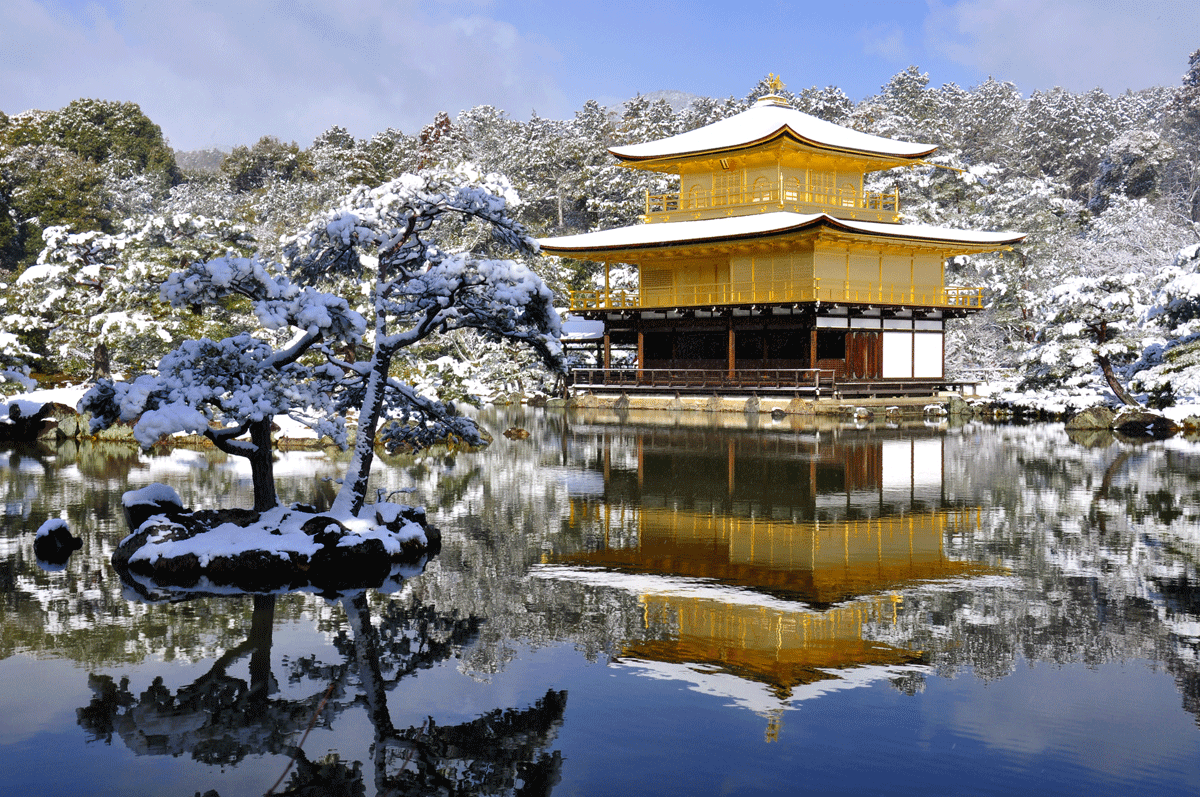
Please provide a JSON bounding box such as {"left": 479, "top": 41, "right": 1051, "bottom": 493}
{"left": 771, "top": 408, "right": 786, "bottom": 420}
{"left": 1065, "top": 405, "right": 1115, "bottom": 431}
{"left": 570, "top": 394, "right": 602, "bottom": 409}
{"left": 113, "top": 503, "right": 436, "bottom": 596}
{"left": 544, "top": 397, "right": 568, "bottom": 408}
{"left": 0, "top": 401, "right": 55, "bottom": 442}
{"left": 300, "top": 515, "right": 349, "bottom": 547}
{"left": 308, "top": 536, "right": 392, "bottom": 592}
{"left": 33, "top": 518, "right": 83, "bottom": 564}
{"left": 121, "top": 483, "right": 187, "bottom": 532}
{"left": 946, "top": 394, "right": 973, "bottom": 418}
{"left": 503, "top": 427, "right": 531, "bottom": 440}
{"left": 373, "top": 503, "right": 426, "bottom": 529}
{"left": 787, "top": 396, "right": 813, "bottom": 415}
{"left": 614, "top": 394, "right": 631, "bottom": 411}
{"left": 1181, "top": 415, "right": 1200, "bottom": 434}
{"left": 1112, "top": 409, "right": 1180, "bottom": 439}
{"left": 42, "top": 403, "right": 81, "bottom": 439}
{"left": 704, "top": 395, "right": 723, "bottom": 413}
{"left": 526, "top": 394, "right": 548, "bottom": 408}
{"left": 743, "top": 395, "right": 760, "bottom": 414}
{"left": 96, "top": 422, "right": 137, "bottom": 441}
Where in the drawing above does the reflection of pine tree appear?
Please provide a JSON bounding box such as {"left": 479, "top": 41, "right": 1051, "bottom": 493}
{"left": 76, "top": 595, "right": 315, "bottom": 765}
{"left": 274, "top": 753, "right": 365, "bottom": 797}
{"left": 343, "top": 593, "right": 566, "bottom": 796}
{"left": 76, "top": 590, "right": 567, "bottom": 795}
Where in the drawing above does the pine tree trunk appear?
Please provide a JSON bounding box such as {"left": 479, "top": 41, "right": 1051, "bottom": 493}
{"left": 332, "top": 352, "right": 391, "bottom": 517}
{"left": 248, "top": 418, "right": 278, "bottom": 512}
{"left": 1096, "top": 352, "right": 1141, "bottom": 407}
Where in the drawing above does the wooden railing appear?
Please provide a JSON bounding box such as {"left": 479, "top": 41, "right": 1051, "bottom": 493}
{"left": 571, "top": 367, "right": 832, "bottom": 395}
{"left": 646, "top": 182, "right": 900, "bottom": 223}
{"left": 568, "top": 279, "right": 984, "bottom": 311}
{"left": 570, "top": 368, "right": 973, "bottom": 397}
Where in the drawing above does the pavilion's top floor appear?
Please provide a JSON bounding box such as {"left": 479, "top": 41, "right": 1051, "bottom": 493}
{"left": 614, "top": 94, "right": 937, "bottom": 225}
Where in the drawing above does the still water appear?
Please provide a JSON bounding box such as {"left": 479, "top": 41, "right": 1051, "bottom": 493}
{"left": 2, "top": 407, "right": 1199, "bottom": 796}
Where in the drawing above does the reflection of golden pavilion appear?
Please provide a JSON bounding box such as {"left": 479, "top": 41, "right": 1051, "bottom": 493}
{"left": 629, "top": 592, "right": 919, "bottom": 701}
{"left": 549, "top": 430, "right": 993, "bottom": 708}
{"left": 567, "top": 504, "right": 987, "bottom": 604}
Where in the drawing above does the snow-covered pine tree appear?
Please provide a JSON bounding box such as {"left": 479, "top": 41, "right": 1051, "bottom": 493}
{"left": 79, "top": 255, "right": 364, "bottom": 511}
{"left": 286, "top": 168, "right": 564, "bottom": 516}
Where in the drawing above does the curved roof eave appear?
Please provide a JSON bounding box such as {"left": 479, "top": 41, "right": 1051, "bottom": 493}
{"left": 539, "top": 213, "right": 1025, "bottom": 258}
{"left": 609, "top": 102, "right": 937, "bottom": 164}
{"left": 610, "top": 126, "right": 937, "bottom": 166}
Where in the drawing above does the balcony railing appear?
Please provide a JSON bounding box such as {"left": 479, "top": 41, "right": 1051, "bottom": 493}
{"left": 568, "top": 279, "right": 983, "bottom": 312}
{"left": 645, "top": 182, "right": 901, "bottom": 223}
{"left": 571, "top": 367, "right": 831, "bottom": 395}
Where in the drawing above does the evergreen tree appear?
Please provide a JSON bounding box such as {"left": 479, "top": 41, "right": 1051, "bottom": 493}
{"left": 222, "top": 136, "right": 314, "bottom": 193}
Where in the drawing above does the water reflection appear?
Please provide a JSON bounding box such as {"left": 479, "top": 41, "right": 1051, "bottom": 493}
{"left": 75, "top": 589, "right": 564, "bottom": 796}
{"left": 534, "top": 417, "right": 997, "bottom": 716}
{"left": 2, "top": 412, "right": 1200, "bottom": 795}
{"left": 402, "top": 410, "right": 1200, "bottom": 737}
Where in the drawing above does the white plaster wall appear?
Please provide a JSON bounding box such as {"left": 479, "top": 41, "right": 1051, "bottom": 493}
{"left": 882, "top": 331, "right": 913, "bottom": 378}
{"left": 913, "top": 332, "right": 943, "bottom": 378}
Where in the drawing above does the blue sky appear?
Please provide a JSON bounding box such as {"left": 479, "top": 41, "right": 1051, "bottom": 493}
{"left": 2, "top": 0, "right": 1197, "bottom": 151}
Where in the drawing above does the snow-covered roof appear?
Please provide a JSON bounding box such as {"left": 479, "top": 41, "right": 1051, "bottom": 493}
{"left": 561, "top": 315, "right": 605, "bottom": 341}
{"left": 539, "top": 212, "right": 1025, "bottom": 255}
{"left": 611, "top": 96, "right": 936, "bottom": 163}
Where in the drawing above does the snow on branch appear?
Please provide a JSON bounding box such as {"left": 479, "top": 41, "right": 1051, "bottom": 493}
{"left": 80, "top": 331, "right": 349, "bottom": 449}
{"left": 287, "top": 169, "right": 563, "bottom": 368}
{"left": 160, "top": 255, "right": 365, "bottom": 347}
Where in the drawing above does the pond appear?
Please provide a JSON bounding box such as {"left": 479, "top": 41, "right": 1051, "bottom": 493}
{"left": 2, "top": 407, "right": 1199, "bottom": 796}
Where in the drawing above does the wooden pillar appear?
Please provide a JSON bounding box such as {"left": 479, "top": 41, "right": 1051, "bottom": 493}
{"left": 637, "top": 330, "right": 644, "bottom": 380}
{"left": 603, "top": 332, "right": 611, "bottom": 369}
{"left": 909, "top": 252, "right": 915, "bottom": 304}
{"left": 728, "top": 319, "right": 736, "bottom": 379}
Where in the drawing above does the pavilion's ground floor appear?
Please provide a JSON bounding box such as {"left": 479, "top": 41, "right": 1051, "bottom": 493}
{"left": 565, "top": 303, "right": 972, "bottom": 398}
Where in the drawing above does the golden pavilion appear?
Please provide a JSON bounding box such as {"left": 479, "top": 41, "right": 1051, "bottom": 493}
{"left": 541, "top": 79, "right": 1024, "bottom": 396}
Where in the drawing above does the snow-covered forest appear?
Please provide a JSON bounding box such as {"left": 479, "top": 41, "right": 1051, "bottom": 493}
{"left": 3, "top": 49, "right": 1200, "bottom": 408}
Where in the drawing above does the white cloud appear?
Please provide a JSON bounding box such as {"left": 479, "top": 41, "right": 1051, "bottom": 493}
{"left": 859, "top": 21, "right": 912, "bottom": 64}
{"left": 0, "top": 0, "right": 567, "bottom": 150}
{"left": 924, "top": 0, "right": 1199, "bottom": 93}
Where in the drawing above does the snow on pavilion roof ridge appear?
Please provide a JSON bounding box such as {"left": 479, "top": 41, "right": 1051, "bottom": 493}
{"left": 610, "top": 95, "right": 936, "bottom": 163}
{"left": 539, "top": 212, "right": 1025, "bottom": 253}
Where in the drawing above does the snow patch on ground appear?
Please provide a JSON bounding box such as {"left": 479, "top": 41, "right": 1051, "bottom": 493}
{"left": 0, "top": 385, "right": 88, "bottom": 417}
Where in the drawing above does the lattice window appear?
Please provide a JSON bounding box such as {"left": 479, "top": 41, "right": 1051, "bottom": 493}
{"left": 810, "top": 171, "right": 836, "bottom": 205}
{"left": 712, "top": 172, "right": 741, "bottom": 206}
{"left": 641, "top": 269, "right": 672, "bottom": 289}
